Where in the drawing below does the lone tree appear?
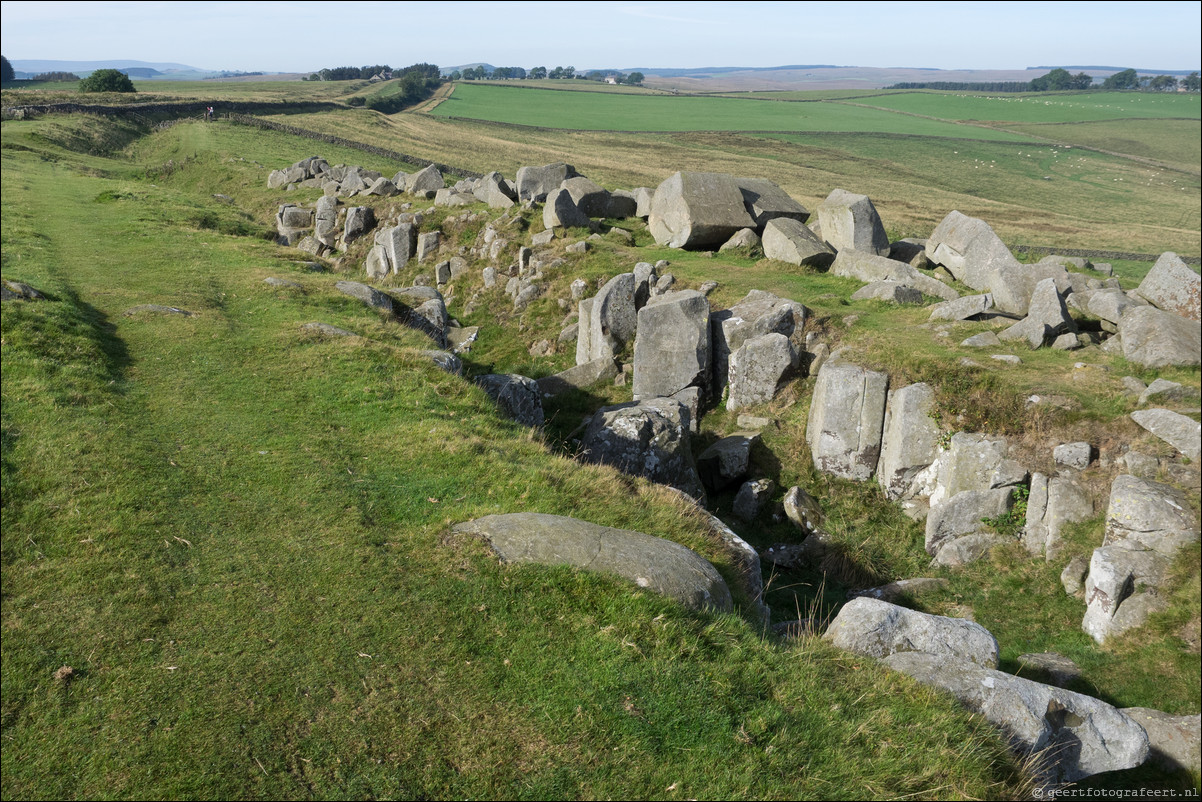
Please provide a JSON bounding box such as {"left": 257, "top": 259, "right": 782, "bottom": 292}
{"left": 1, "top": 55, "right": 14, "bottom": 83}
{"left": 79, "top": 68, "right": 136, "bottom": 93}
{"left": 1102, "top": 68, "right": 1139, "bottom": 90}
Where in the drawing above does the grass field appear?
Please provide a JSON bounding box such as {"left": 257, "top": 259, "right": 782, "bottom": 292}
{"left": 3, "top": 84, "right": 1200, "bottom": 798}
{"left": 430, "top": 83, "right": 1035, "bottom": 139}
{"left": 852, "top": 90, "right": 1202, "bottom": 123}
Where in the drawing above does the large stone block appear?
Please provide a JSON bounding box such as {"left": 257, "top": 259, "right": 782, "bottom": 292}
{"left": 877, "top": 382, "right": 942, "bottom": 501}
{"left": 632, "top": 290, "right": 711, "bottom": 401}
{"left": 1136, "top": 252, "right": 1200, "bottom": 321}
{"left": 726, "top": 333, "right": 796, "bottom": 411}
{"left": 825, "top": 597, "right": 999, "bottom": 667}
{"left": 580, "top": 397, "right": 704, "bottom": 500}
{"left": 734, "top": 176, "right": 809, "bottom": 227}
{"left": 711, "top": 290, "right": 806, "bottom": 395}
{"left": 648, "top": 172, "right": 757, "bottom": 249}
{"left": 806, "top": 361, "right": 888, "bottom": 481}
{"left": 761, "top": 218, "right": 834, "bottom": 268}
{"left": 588, "top": 273, "right": 638, "bottom": 361}
{"left": 1118, "top": 305, "right": 1202, "bottom": 368}
{"left": 815, "top": 188, "right": 889, "bottom": 256}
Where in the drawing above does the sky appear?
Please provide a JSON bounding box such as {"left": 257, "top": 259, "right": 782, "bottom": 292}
{"left": 2, "top": 0, "right": 1200, "bottom": 74}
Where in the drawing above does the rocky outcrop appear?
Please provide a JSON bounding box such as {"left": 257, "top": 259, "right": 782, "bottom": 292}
{"left": 516, "top": 163, "right": 580, "bottom": 202}
{"left": 711, "top": 290, "right": 807, "bottom": 395}
{"left": 1117, "top": 305, "right": 1202, "bottom": 368}
{"left": 452, "top": 513, "right": 731, "bottom": 613}
{"left": 761, "top": 218, "right": 834, "bottom": 267}
{"left": 726, "top": 333, "right": 796, "bottom": 411}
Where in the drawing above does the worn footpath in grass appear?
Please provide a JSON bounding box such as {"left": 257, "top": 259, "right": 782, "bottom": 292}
{"left": 2, "top": 117, "right": 1040, "bottom": 799}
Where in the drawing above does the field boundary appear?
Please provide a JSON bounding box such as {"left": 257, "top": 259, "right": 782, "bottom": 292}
{"left": 1, "top": 99, "right": 345, "bottom": 119}
{"left": 1012, "top": 244, "right": 1199, "bottom": 265}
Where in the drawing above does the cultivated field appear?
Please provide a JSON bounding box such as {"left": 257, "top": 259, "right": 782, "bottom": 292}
{"left": 2, "top": 81, "right": 1199, "bottom": 798}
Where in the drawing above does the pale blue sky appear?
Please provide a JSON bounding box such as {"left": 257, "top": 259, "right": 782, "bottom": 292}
{"left": 2, "top": 1, "right": 1199, "bottom": 73}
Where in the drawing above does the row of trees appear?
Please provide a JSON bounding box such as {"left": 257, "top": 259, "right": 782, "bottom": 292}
{"left": 891, "top": 68, "right": 1199, "bottom": 94}
{"left": 1102, "top": 68, "right": 1200, "bottom": 92}
{"left": 449, "top": 65, "right": 643, "bottom": 85}
{"left": 306, "top": 64, "right": 394, "bottom": 81}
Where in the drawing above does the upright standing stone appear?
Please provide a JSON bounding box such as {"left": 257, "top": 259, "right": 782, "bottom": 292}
{"left": 806, "top": 361, "right": 888, "bottom": 481}
{"left": 632, "top": 290, "right": 711, "bottom": 401}
{"left": 876, "top": 382, "right": 942, "bottom": 500}
{"left": 589, "top": 273, "right": 638, "bottom": 360}
{"left": 816, "top": 188, "right": 889, "bottom": 256}
{"left": 1135, "top": 252, "right": 1200, "bottom": 321}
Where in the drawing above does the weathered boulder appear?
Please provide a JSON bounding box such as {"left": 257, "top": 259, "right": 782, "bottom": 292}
{"left": 1086, "top": 287, "right": 1141, "bottom": 326}
{"left": 605, "top": 190, "right": 639, "bottom": 219}
{"left": 1131, "top": 408, "right": 1201, "bottom": 461}
{"left": 314, "top": 195, "right": 339, "bottom": 247}
{"left": 1082, "top": 474, "right": 1199, "bottom": 643}
{"left": 648, "top": 171, "right": 757, "bottom": 249}
{"left": 719, "top": 227, "right": 763, "bottom": 254}
{"left": 374, "top": 223, "right": 417, "bottom": 274}
{"left": 925, "top": 211, "right": 1039, "bottom": 314}
{"left": 877, "top": 382, "right": 942, "bottom": 501}
{"left": 783, "top": 486, "right": 824, "bottom": 536}
{"left": 815, "top": 188, "right": 889, "bottom": 256}
{"left": 364, "top": 177, "right": 399, "bottom": 197}
{"left": 1082, "top": 541, "right": 1170, "bottom": 644}
{"left": 806, "top": 361, "right": 888, "bottom": 481}
{"left": 420, "top": 350, "right": 462, "bottom": 375}
{"left": 1135, "top": 252, "right": 1200, "bottom": 321}
{"left": 848, "top": 577, "right": 948, "bottom": 603}
{"left": 452, "top": 513, "right": 731, "bottom": 613}
{"left": 542, "top": 187, "right": 591, "bottom": 229}
{"left": 824, "top": 597, "right": 999, "bottom": 667}
{"left": 931, "top": 532, "right": 1008, "bottom": 567}
{"left": 335, "top": 280, "right": 393, "bottom": 315}
{"left": 930, "top": 432, "right": 1024, "bottom": 508}
{"left": 416, "top": 231, "right": 441, "bottom": 263}
{"left": 588, "top": 273, "right": 638, "bottom": 361}
{"left": 364, "top": 244, "right": 390, "bottom": 280}
{"left": 343, "top": 206, "right": 375, "bottom": 245}
{"left": 407, "top": 164, "right": 444, "bottom": 196}
{"left": 575, "top": 297, "right": 595, "bottom": 365}
{"left": 1118, "top": 305, "right": 1202, "bottom": 368}
{"left": 711, "top": 290, "right": 807, "bottom": 394}
{"left": 1119, "top": 708, "right": 1202, "bottom": 774}
{"left": 433, "top": 187, "right": 475, "bottom": 207}
{"left": 695, "top": 432, "right": 758, "bottom": 492}
{"left": 536, "top": 357, "right": 619, "bottom": 398}
{"left": 726, "top": 333, "right": 796, "bottom": 411}
{"left": 632, "top": 290, "right": 711, "bottom": 401}
{"left": 733, "top": 478, "right": 775, "bottom": 522}
{"left": 1053, "top": 442, "right": 1093, "bottom": 470}
{"left": 1105, "top": 474, "right": 1198, "bottom": 556}
{"left": 560, "top": 176, "right": 611, "bottom": 218}
{"left": 882, "top": 652, "right": 1149, "bottom": 784}
{"left": 851, "top": 281, "right": 923, "bottom": 304}
{"left": 831, "top": 249, "right": 958, "bottom": 301}
{"left": 475, "top": 374, "right": 544, "bottom": 427}
{"left": 929, "top": 293, "right": 994, "bottom": 321}
{"left": 998, "top": 278, "right": 1076, "bottom": 348}
{"left": 388, "top": 287, "right": 449, "bottom": 347}
{"left": 735, "top": 176, "right": 809, "bottom": 227}
{"left": 276, "top": 204, "right": 314, "bottom": 245}
{"left": 925, "top": 488, "right": 1014, "bottom": 557}
{"left": 515, "top": 163, "right": 579, "bottom": 202}
{"left": 580, "top": 397, "right": 704, "bottom": 500}
{"left": 761, "top": 218, "right": 835, "bottom": 267}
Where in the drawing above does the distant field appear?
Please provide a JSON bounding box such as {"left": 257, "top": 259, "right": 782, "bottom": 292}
{"left": 851, "top": 90, "right": 1202, "bottom": 123}
{"left": 1, "top": 79, "right": 358, "bottom": 107}
{"left": 1000, "top": 119, "right": 1202, "bottom": 172}
{"left": 430, "top": 83, "right": 1033, "bottom": 140}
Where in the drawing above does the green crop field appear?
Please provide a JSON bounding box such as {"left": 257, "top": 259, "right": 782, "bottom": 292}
{"left": 430, "top": 83, "right": 1034, "bottom": 140}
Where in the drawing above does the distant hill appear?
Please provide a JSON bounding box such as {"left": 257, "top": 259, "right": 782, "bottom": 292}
{"left": 9, "top": 59, "right": 224, "bottom": 81}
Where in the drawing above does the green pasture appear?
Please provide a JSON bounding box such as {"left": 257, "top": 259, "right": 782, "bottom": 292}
{"left": 430, "top": 82, "right": 1033, "bottom": 139}
{"left": 850, "top": 90, "right": 1202, "bottom": 123}
{"left": 999, "top": 118, "right": 1202, "bottom": 171}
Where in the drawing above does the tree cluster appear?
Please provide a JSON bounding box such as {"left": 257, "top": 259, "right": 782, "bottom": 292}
{"left": 1028, "top": 68, "right": 1093, "bottom": 91}
{"left": 361, "top": 63, "right": 443, "bottom": 113}
{"left": 307, "top": 64, "right": 394, "bottom": 81}
{"left": 1, "top": 55, "right": 14, "bottom": 83}
{"left": 79, "top": 68, "right": 136, "bottom": 93}
{"left": 31, "top": 71, "right": 80, "bottom": 82}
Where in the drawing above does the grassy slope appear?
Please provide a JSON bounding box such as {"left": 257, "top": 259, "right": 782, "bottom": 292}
{"left": 2, "top": 117, "right": 1039, "bottom": 799}
{"left": 847, "top": 90, "right": 1202, "bottom": 123}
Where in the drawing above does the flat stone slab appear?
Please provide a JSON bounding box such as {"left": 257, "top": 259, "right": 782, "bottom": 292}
{"left": 1131, "top": 408, "right": 1201, "bottom": 462}
{"left": 452, "top": 513, "right": 731, "bottom": 613}
{"left": 825, "top": 597, "right": 999, "bottom": 667}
